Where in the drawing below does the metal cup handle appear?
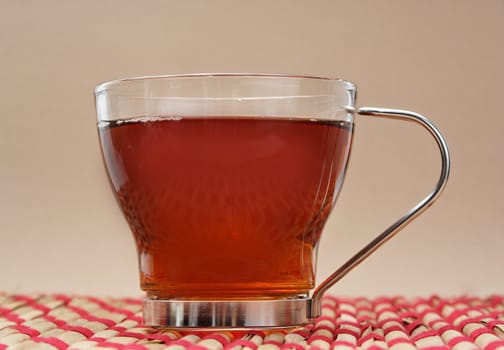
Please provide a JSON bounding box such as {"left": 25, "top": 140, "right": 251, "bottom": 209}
{"left": 310, "top": 107, "right": 451, "bottom": 318}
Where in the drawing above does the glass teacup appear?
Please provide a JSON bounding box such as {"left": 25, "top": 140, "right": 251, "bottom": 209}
{"left": 95, "top": 74, "right": 450, "bottom": 329}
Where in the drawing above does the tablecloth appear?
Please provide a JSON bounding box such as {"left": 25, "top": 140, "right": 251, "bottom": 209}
{"left": 1, "top": 293, "right": 504, "bottom": 350}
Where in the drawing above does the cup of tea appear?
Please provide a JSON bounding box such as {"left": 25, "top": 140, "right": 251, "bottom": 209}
{"left": 95, "top": 74, "right": 450, "bottom": 329}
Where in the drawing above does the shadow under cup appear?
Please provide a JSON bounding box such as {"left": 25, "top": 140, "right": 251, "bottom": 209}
{"left": 96, "top": 74, "right": 355, "bottom": 324}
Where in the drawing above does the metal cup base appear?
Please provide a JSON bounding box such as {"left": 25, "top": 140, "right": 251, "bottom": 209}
{"left": 143, "top": 296, "right": 313, "bottom": 329}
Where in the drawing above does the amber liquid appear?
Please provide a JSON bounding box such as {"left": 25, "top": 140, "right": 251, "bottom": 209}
{"left": 99, "top": 117, "right": 353, "bottom": 299}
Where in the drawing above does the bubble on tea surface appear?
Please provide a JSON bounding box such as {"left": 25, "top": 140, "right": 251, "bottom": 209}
{"left": 98, "top": 115, "right": 183, "bottom": 128}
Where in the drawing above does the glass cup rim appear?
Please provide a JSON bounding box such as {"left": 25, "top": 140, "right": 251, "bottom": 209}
{"left": 94, "top": 73, "right": 356, "bottom": 95}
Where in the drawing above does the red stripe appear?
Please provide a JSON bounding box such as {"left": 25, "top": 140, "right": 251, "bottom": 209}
{"left": 468, "top": 327, "right": 493, "bottom": 342}
{"left": 12, "top": 295, "right": 36, "bottom": 303}
{"left": 97, "top": 341, "right": 149, "bottom": 350}
{"left": 382, "top": 325, "right": 406, "bottom": 334}
{"left": 2, "top": 313, "right": 24, "bottom": 324}
{"left": 400, "top": 311, "right": 419, "bottom": 319}
{"left": 147, "top": 333, "right": 178, "bottom": 343}
{"left": 387, "top": 337, "right": 414, "bottom": 347}
{"left": 189, "top": 346, "right": 215, "bottom": 350}
{"left": 309, "top": 334, "right": 333, "bottom": 343}
{"left": 459, "top": 317, "right": 487, "bottom": 330}
{"left": 0, "top": 307, "right": 11, "bottom": 314}
{"left": 31, "top": 337, "right": 68, "bottom": 350}
{"left": 447, "top": 310, "right": 467, "bottom": 323}
{"left": 447, "top": 335, "right": 469, "bottom": 347}
{"left": 30, "top": 303, "right": 51, "bottom": 314}
{"left": 14, "top": 324, "right": 40, "bottom": 337}
{"left": 428, "top": 319, "right": 448, "bottom": 329}
{"left": 121, "top": 298, "right": 143, "bottom": 305}
{"left": 338, "top": 310, "right": 357, "bottom": 317}
{"left": 247, "top": 330, "right": 266, "bottom": 337}
{"left": 44, "top": 315, "right": 66, "bottom": 327}
{"left": 358, "top": 333, "right": 384, "bottom": 345}
{"left": 435, "top": 324, "right": 455, "bottom": 334}
{"left": 336, "top": 327, "right": 360, "bottom": 338}
{"left": 130, "top": 315, "right": 143, "bottom": 324}
{"left": 170, "top": 339, "right": 197, "bottom": 348}
{"left": 314, "top": 315, "right": 337, "bottom": 326}
{"left": 411, "top": 330, "right": 440, "bottom": 342}
{"left": 358, "top": 316, "right": 377, "bottom": 325}
{"left": 405, "top": 321, "right": 424, "bottom": 333}
{"left": 86, "top": 296, "right": 137, "bottom": 317}
{"left": 262, "top": 340, "right": 283, "bottom": 347}
{"left": 322, "top": 302, "right": 337, "bottom": 310}
{"left": 484, "top": 340, "right": 504, "bottom": 350}
{"left": 487, "top": 320, "right": 504, "bottom": 329}
{"left": 89, "top": 337, "right": 105, "bottom": 342}
{"left": 331, "top": 340, "right": 355, "bottom": 348}
{"left": 412, "top": 300, "right": 431, "bottom": 310}
{"left": 377, "top": 317, "right": 401, "bottom": 328}
{"left": 118, "top": 331, "right": 150, "bottom": 340}
{"left": 122, "top": 344, "right": 150, "bottom": 350}
{"left": 291, "top": 330, "right": 310, "bottom": 338}
{"left": 226, "top": 339, "right": 258, "bottom": 350}
{"left": 203, "top": 333, "right": 230, "bottom": 346}
{"left": 59, "top": 325, "right": 94, "bottom": 338}
{"left": 93, "top": 341, "right": 122, "bottom": 349}
{"left": 84, "top": 316, "right": 117, "bottom": 327}
{"left": 13, "top": 295, "right": 52, "bottom": 314}
{"left": 65, "top": 305, "right": 118, "bottom": 327}
{"left": 53, "top": 294, "right": 72, "bottom": 303}
{"left": 280, "top": 343, "right": 305, "bottom": 350}
{"left": 312, "top": 324, "right": 335, "bottom": 334}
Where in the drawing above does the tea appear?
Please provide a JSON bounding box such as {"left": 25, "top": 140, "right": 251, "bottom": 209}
{"left": 98, "top": 116, "right": 353, "bottom": 299}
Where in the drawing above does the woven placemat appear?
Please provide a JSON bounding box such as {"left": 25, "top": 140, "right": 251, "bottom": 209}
{"left": 1, "top": 293, "right": 504, "bottom": 350}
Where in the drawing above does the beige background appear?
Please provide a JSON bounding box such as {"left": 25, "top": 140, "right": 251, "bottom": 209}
{"left": 1, "top": 0, "right": 503, "bottom": 298}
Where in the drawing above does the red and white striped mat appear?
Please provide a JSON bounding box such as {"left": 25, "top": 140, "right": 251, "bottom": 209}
{"left": 1, "top": 293, "right": 503, "bottom": 350}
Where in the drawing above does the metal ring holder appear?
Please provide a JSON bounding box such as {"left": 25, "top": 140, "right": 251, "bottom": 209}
{"left": 143, "top": 107, "right": 451, "bottom": 329}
